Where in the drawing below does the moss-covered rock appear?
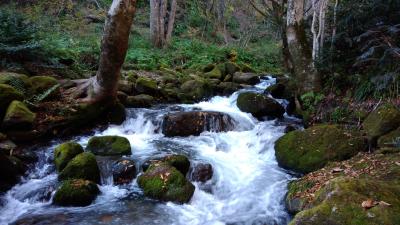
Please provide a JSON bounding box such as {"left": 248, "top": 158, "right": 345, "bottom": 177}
{"left": 232, "top": 72, "right": 260, "bottom": 85}
{"left": 289, "top": 178, "right": 400, "bottom": 225}
{"left": 225, "top": 62, "right": 241, "bottom": 75}
{"left": 275, "top": 125, "right": 366, "bottom": 174}
{"left": 237, "top": 92, "right": 285, "bottom": 119}
{"left": 86, "top": 136, "right": 131, "bottom": 156}
{"left": 204, "top": 66, "right": 222, "bottom": 80}
{"left": 142, "top": 155, "right": 190, "bottom": 175}
{"left": 126, "top": 94, "right": 155, "bottom": 108}
{"left": 54, "top": 142, "right": 84, "bottom": 172}
{"left": 240, "top": 63, "right": 256, "bottom": 73}
{"left": 363, "top": 104, "right": 400, "bottom": 141}
{"left": 118, "top": 80, "right": 134, "bottom": 95}
{"left": 53, "top": 179, "right": 100, "bottom": 207}
{"left": 217, "top": 82, "right": 240, "bottom": 96}
{"left": 0, "top": 72, "right": 30, "bottom": 90}
{"left": 28, "top": 76, "right": 59, "bottom": 95}
{"left": 0, "top": 84, "right": 24, "bottom": 117}
{"left": 179, "top": 79, "right": 213, "bottom": 102}
{"left": 378, "top": 127, "right": 400, "bottom": 148}
{"left": 2, "top": 100, "right": 36, "bottom": 131}
{"left": 59, "top": 152, "right": 100, "bottom": 183}
{"left": 137, "top": 163, "right": 195, "bottom": 204}
{"left": 135, "top": 77, "right": 158, "bottom": 95}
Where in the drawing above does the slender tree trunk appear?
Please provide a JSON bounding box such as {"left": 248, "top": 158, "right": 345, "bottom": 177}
{"left": 150, "top": 0, "right": 177, "bottom": 48}
{"left": 88, "top": 0, "right": 137, "bottom": 102}
{"left": 165, "top": 0, "right": 177, "bottom": 44}
{"left": 286, "top": 0, "right": 320, "bottom": 93}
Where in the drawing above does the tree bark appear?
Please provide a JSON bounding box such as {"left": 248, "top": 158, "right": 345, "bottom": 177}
{"left": 88, "top": 0, "right": 137, "bottom": 102}
{"left": 286, "top": 0, "right": 320, "bottom": 93}
{"left": 165, "top": 0, "right": 177, "bottom": 44}
{"left": 150, "top": 0, "right": 177, "bottom": 48}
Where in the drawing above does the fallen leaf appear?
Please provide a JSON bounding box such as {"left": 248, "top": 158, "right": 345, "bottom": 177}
{"left": 379, "top": 201, "right": 391, "bottom": 206}
{"left": 362, "top": 199, "right": 378, "bottom": 209}
{"left": 332, "top": 167, "right": 344, "bottom": 173}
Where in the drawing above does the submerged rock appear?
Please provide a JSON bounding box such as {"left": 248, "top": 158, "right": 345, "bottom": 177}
{"left": 2, "top": 100, "right": 36, "bottom": 131}
{"left": 190, "top": 163, "right": 213, "bottom": 182}
{"left": 237, "top": 92, "right": 285, "bottom": 119}
{"left": 59, "top": 152, "right": 100, "bottom": 183}
{"left": 363, "top": 104, "right": 400, "bottom": 142}
{"left": 137, "top": 163, "right": 195, "bottom": 204}
{"left": 53, "top": 179, "right": 100, "bottom": 207}
{"left": 112, "top": 159, "right": 136, "bottom": 185}
{"left": 232, "top": 72, "right": 260, "bottom": 85}
{"left": 86, "top": 136, "right": 131, "bottom": 156}
{"left": 54, "top": 141, "right": 84, "bottom": 172}
{"left": 162, "top": 111, "right": 235, "bottom": 137}
{"left": 275, "top": 125, "right": 367, "bottom": 174}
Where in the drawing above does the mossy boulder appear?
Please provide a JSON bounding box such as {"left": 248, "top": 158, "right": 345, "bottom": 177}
{"left": 53, "top": 179, "right": 100, "bottom": 207}
{"left": 118, "top": 80, "right": 134, "bottom": 95}
{"left": 28, "top": 76, "right": 59, "bottom": 95}
{"left": 232, "top": 72, "right": 260, "bottom": 85}
{"left": 135, "top": 77, "right": 158, "bottom": 95}
{"left": 289, "top": 178, "right": 400, "bottom": 225}
{"left": 240, "top": 63, "right": 256, "bottom": 73}
{"left": 217, "top": 82, "right": 240, "bottom": 96}
{"left": 54, "top": 142, "right": 84, "bottom": 172}
{"left": 204, "top": 66, "right": 222, "bottom": 80}
{"left": 0, "top": 72, "right": 30, "bottom": 89}
{"left": 275, "top": 125, "right": 366, "bottom": 174}
{"left": 363, "top": 104, "right": 400, "bottom": 141}
{"left": 237, "top": 92, "right": 285, "bottom": 119}
{"left": 0, "top": 84, "right": 24, "bottom": 117}
{"left": 224, "top": 62, "right": 241, "bottom": 75}
{"left": 2, "top": 100, "right": 36, "bottom": 131}
{"left": 179, "top": 79, "right": 213, "bottom": 102}
{"left": 86, "top": 136, "right": 131, "bottom": 156}
{"left": 126, "top": 94, "right": 154, "bottom": 108}
{"left": 377, "top": 127, "right": 400, "bottom": 148}
{"left": 137, "top": 163, "right": 195, "bottom": 204}
{"left": 59, "top": 152, "right": 100, "bottom": 183}
{"left": 162, "top": 111, "right": 235, "bottom": 137}
{"left": 143, "top": 155, "right": 190, "bottom": 176}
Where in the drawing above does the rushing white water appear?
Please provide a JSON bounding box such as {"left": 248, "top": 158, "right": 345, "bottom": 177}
{"left": 0, "top": 77, "right": 296, "bottom": 225}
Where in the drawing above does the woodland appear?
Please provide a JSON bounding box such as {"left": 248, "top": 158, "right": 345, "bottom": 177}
{"left": 0, "top": 0, "right": 399, "bottom": 225}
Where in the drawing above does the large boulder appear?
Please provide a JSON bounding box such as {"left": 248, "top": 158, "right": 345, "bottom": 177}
{"left": 137, "top": 163, "right": 195, "bottom": 204}
{"left": 275, "top": 125, "right": 367, "bottom": 174}
{"left": 0, "top": 84, "right": 24, "bottom": 117}
{"left": 118, "top": 80, "right": 134, "bottom": 95}
{"left": 54, "top": 142, "right": 84, "bottom": 172}
{"left": 363, "top": 104, "right": 400, "bottom": 142}
{"left": 135, "top": 77, "right": 158, "bottom": 95}
{"left": 162, "top": 111, "right": 235, "bottom": 137}
{"left": 86, "top": 136, "right": 131, "bottom": 156}
{"left": 0, "top": 153, "right": 24, "bottom": 192}
{"left": 265, "top": 83, "right": 285, "bottom": 99}
{"left": 217, "top": 82, "right": 240, "bottom": 96}
{"left": 2, "top": 101, "right": 36, "bottom": 131}
{"left": 0, "top": 72, "right": 30, "bottom": 90}
{"left": 236, "top": 92, "right": 285, "bottom": 119}
{"left": 112, "top": 159, "right": 136, "bottom": 185}
{"left": 28, "top": 76, "right": 59, "bottom": 95}
{"left": 126, "top": 94, "right": 154, "bottom": 108}
{"left": 204, "top": 66, "right": 222, "bottom": 80}
{"left": 224, "top": 62, "right": 241, "bottom": 75}
{"left": 233, "top": 72, "right": 260, "bottom": 85}
{"left": 179, "top": 79, "right": 213, "bottom": 102}
{"left": 53, "top": 179, "right": 100, "bottom": 207}
{"left": 59, "top": 152, "right": 100, "bottom": 183}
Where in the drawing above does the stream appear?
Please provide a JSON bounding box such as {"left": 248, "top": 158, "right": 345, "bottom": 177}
{"left": 0, "top": 77, "right": 298, "bottom": 225}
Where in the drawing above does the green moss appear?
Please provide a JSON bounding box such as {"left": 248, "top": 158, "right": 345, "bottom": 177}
{"left": 54, "top": 141, "right": 84, "bottom": 172}
{"left": 179, "top": 79, "right": 213, "bottom": 102}
{"left": 138, "top": 163, "right": 195, "bottom": 204}
{"left": 275, "top": 125, "right": 366, "bottom": 174}
{"left": 53, "top": 179, "right": 100, "bottom": 207}
{"left": 363, "top": 104, "right": 400, "bottom": 140}
{"left": 0, "top": 72, "right": 30, "bottom": 92}
{"left": 377, "top": 127, "right": 400, "bottom": 148}
{"left": 135, "top": 77, "right": 158, "bottom": 94}
{"left": 28, "top": 76, "right": 59, "bottom": 94}
{"left": 290, "top": 178, "right": 400, "bottom": 225}
{"left": 0, "top": 84, "right": 24, "bottom": 116}
{"left": 286, "top": 179, "right": 317, "bottom": 213}
{"left": 161, "top": 155, "right": 190, "bottom": 176}
{"left": 2, "top": 100, "right": 36, "bottom": 131}
{"left": 225, "top": 62, "right": 241, "bottom": 75}
{"left": 126, "top": 94, "right": 154, "bottom": 108}
{"left": 86, "top": 135, "right": 131, "bottom": 156}
{"left": 204, "top": 66, "right": 222, "bottom": 80}
{"left": 59, "top": 152, "right": 100, "bottom": 183}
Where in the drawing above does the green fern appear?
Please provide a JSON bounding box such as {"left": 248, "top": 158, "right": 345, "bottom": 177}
{"left": 7, "top": 77, "right": 27, "bottom": 95}
{"left": 28, "top": 84, "right": 60, "bottom": 105}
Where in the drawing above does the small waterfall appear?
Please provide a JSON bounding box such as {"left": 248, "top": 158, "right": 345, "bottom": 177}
{"left": 0, "top": 77, "right": 296, "bottom": 225}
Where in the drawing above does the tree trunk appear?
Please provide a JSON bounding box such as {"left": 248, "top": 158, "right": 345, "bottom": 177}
{"left": 286, "top": 0, "right": 320, "bottom": 93}
{"left": 88, "top": 0, "right": 137, "bottom": 102}
{"left": 150, "top": 0, "right": 177, "bottom": 48}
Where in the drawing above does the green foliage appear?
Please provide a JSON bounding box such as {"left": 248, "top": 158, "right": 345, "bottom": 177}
{"left": 300, "top": 92, "right": 325, "bottom": 112}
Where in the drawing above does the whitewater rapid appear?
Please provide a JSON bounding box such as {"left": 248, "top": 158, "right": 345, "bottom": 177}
{"left": 0, "top": 78, "right": 295, "bottom": 225}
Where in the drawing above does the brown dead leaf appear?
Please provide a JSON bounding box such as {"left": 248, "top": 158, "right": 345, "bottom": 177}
{"left": 379, "top": 201, "right": 392, "bottom": 207}
{"left": 332, "top": 167, "right": 344, "bottom": 173}
{"left": 362, "top": 199, "right": 378, "bottom": 209}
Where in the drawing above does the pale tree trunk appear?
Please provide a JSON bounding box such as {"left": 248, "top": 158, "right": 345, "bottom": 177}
{"left": 286, "top": 0, "right": 320, "bottom": 93}
{"left": 150, "top": 0, "right": 178, "bottom": 48}
{"left": 88, "top": 0, "right": 137, "bottom": 102}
